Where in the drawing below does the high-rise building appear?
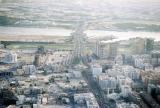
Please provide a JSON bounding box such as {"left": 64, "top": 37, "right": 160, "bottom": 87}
{"left": 121, "top": 85, "right": 132, "bottom": 97}
{"left": 71, "top": 22, "right": 87, "bottom": 59}
{"left": 34, "top": 54, "right": 40, "bottom": 67}
{"left": 145, "top": 38, "right": 154, "bottom": 54}
{"left": 115, "top": 55, "right": 123, "bottom": 65}
{"left": 95, "top": 41, "right": 101, "bottom": 58}
{"left": 91, "top": 64, "right": 102, "bottom": 78}
{"left": 151, "top": 51, "right": 160, "bottom": 67}
{"left": 130, "top": 38, "right": 146, "bottom": 54}
{"left": 96, "top": 42, "right": 118, "bottom": 59}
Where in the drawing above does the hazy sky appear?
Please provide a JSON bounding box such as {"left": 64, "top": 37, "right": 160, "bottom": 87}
{"left": 0, "top": 0, "right": 160, "bottom": 35}
{"left": 1, "top": 0, "right": 160, "bottom": 3}
{"left": 27, "top": 0, "right": 160, "bottom": 3}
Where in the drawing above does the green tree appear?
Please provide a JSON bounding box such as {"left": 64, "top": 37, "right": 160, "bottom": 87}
{"left": 1, "top": 41, "right": 11, "bottom": 48}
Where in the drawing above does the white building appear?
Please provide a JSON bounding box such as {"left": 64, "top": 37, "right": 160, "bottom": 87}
{"left": 154, "top": 66, "right": 160, "bottom": 72}
{"left": 3, "top": 51, "right": 17, "bottom": 63}
{"left": 144, "top": 63, "right": 153, "bottom": 71}
{"left": 23, "top": 65, "right": 37, "bottom": 75}
{"left": 91, "top": 64, "right": 102, "bottom": 78}
{"left": 134, "top": 58, "right": 144, "bottom": 69}
{"left": 106, "top": 64, "right": 123, "bottom": 77}
{"left": 117, "top": 76, "right": 132, "bottom": 90}
{"left": 98, "top": 74, "right": 116, "bottom": 94}
{"left": 121, "top": 85, "right": 132, "bottom": 97}
{"left": 16, "top": 95, "right": 25, "bottom": 105}
{"left": 86, "top": 98, "right": 99, "bottom": 108}
{"left": 74, "top": 93, "right": 99, "bottom": 108}
{"left": 115, "top": 55, "right": 123, "bottom": 65}
{"left": 131, "top": 69, "right": 140, "bottom": 80}
{"left": 107, "top": 65, "right": 140, "bottom": 80}
{"left": 132, "top": 54, "right": 151, "bottom": 69}
{"left": 122, "top": 66, "right": 140, "bottom": 80}
{"left": 70, "top": 70, "right": 82, "bottom": 78}
{"left": 116, "top": 102, "right": 139, "bottom": 108}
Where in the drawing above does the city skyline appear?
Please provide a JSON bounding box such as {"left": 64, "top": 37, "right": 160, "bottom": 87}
{"left": 0, "top": 0, "right": 160, "bottom": 108}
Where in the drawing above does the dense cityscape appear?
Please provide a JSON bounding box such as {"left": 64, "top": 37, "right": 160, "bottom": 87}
{"left": 0, "top": 23, "right": 160, "bottom": 108}
{"left": 0, "top": 0, "right": 160, "bottom": 108}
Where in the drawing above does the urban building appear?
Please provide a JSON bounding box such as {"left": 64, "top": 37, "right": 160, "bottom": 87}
{"left": 69, "top": 70, "right": 82, "bottom": 78}
{"left": 22, "top": 65, "right": 37, "bottom": 75}
{"left": 106, "top": 64, "right": 123, "bottom": 77}
{"left": 98, "top": 74, "right": 116, "bottom": 94}
{"left": 117, "top": 76, "right": 133, "bottom": 90}
{"left": 95, "top": 41, "right": 118, "bottom": 59}
{"left": 107, "top": 65, "right": 140, "bottom": 80}
{"left": 3, "top": 52, "right": 17, "bottom": 64}
{"left": 141, "top": 70, "right": 160, "bottom": 86}
{"left": 154, "top": 66, "right": 160, "bottom": 72}
{"left": 91, "top": 64, "right": 102, "bottom": 78}
{"left": 129, "top": 37, "right": 146, "bottom": 54}
{"left": 122, "top": 65, "right": 140, "bottom": 80}
{"left": 144, "top": 63, "right": 153, "bottom": 71}
{"left": 115, "top": 55, "right": 123, "bottom": 65}
{"left": 71, "top": 23, "right": 87, "bottom": 58}
{"left": 116, "top": 102, "right": 139, "bottom": 108}
{"left": 74, "top": 93, "right": 99, "bottom": 108}
{"left": 151, "top": 51, "right": 160, "bottom": 67}
{"left": 121, "top": 85, "right": 132, "bottom": 97}
{"left": 132, "top": 54, "right": 151, "bottom": 69}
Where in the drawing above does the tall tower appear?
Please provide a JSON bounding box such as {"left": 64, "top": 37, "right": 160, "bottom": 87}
{"left": 71, "top": 22, "right": 87, "bottom": 59}
{"left": 96, "top": 41, "right": 100, "bottom": 57}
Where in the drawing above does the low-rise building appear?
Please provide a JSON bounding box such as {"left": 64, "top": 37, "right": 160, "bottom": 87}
{"left": 107, "top": 65, "right": 140, "bottom": 80}
{"left": 116, "top": 102, "right": 139, "bottom": 108}
{"left": 144, "top": 63, "right": 153, "bottom": 71}
{"left": 2, "top": 52, "right": 17, "bottom": 64}
{"left": 70, "top": 70, "right": 82, "bottom": 78}
{"left": 74, "top": 93, "right": 99, "bottom": 108}
{"left": 106, "top": 64, "right": 123, "bottom": 77}
{"left": 141, "top": 70, "right": 160, "bottom": 86}
{"left": 154, "top": 66, "right": 160, "bottom": 72}
{"left": 22, "top": 65, "right": 37, "bottom": 75}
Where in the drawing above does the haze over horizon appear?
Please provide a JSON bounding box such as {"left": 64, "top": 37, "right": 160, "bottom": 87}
{"left": 0, "top": 0, "right": 160, "bottom": 40}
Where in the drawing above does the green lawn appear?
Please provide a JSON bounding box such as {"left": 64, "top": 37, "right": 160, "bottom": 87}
{"left": 7, "top": 43, "right": 73, "bottom": 50}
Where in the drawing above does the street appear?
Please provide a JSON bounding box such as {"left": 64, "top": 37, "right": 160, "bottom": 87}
{"left": 82, "top": 69, "right": 109, "bottom": 108}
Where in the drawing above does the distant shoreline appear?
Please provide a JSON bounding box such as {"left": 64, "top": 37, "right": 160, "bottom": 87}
{"left": 0, "top": 26, "right": 160, "bottom": 41}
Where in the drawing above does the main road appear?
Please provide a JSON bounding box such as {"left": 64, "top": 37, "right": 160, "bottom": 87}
{"left": 82, "top": 69, "right": 110, "bottom": 108}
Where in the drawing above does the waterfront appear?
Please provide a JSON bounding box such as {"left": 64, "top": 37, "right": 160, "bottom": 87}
{"left": 0, "top": 26, "right": 160, "bottom": 41}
